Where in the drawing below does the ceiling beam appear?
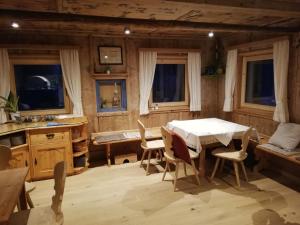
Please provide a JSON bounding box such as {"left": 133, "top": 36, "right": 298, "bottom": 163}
{"left": 0, "top": 9, "right": 298, "bottom": 33}
{"left": 167, "top": 0, "right": 300, "bottom": 17}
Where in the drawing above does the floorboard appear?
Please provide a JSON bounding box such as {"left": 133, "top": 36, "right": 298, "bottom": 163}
{"left": 30, "top": 160, "right": 300, "bottom": 225}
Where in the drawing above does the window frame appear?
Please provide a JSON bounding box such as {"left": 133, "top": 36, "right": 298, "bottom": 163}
{"left": 240, "top": 53, "right": 275, "bottom": 112}
{"left": 9, "top": 54, "right": 72, "bottom": 116}
{"left": 149, "top": 55, "right": 189, "bottom": 109}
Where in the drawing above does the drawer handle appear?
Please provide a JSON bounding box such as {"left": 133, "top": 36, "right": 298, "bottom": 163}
{"left": 35, "top": 158, "right": 37, "bottom": 165}
{"left": 46, "top": 133, "right": 55, "bottom": 139}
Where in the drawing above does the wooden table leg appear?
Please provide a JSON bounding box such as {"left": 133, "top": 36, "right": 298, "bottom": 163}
{"left": 106, "top": 144, "right": 111, "bottom": 166}
{"left": 19, "top": 183, "right": 28, "bottom": 210}
{"left": 198, "top": 145, "right": 206, "bottom": 177}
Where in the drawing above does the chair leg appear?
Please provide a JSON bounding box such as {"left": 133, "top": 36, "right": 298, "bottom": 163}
{"left": 173, "top": 162, "right": 179, "bottom": 191}
{"left": 146, "top": 151, "right": 152, "bottom": 175}
{"left": 219, "top": 159, "right": 225, "bottom": 174}
{"left": 183, "top": 162, "right": 187, "bottom": 176}
{"left": 240, "top": 161, "right": 248, "bottom": 182}
{"left": 140, "top": 150, "right": 147, "bottom": 168}
{"left": 16, "top": 200, "right": 21, "bottom": 212}
{"left": 210, "top": 157, "right": 220, "bottom": 180}
{"left": 191, "top": 160, "right": 201, "bottom": 186}
{"left": 233, "top": 161, "right": 241, "bottom": 187}
{"left": 162, "top": 160, "right": 169, "bottom": 181}
{"left": 158, "top": 149, "right": 163, "bottom": 161}
{"left": 26, "top": 192, "right": 34, "bottom": 208}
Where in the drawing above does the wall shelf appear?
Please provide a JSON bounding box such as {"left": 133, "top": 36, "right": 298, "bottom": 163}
{"left": 92, "top": 72, "right": 128, "bottom": 79}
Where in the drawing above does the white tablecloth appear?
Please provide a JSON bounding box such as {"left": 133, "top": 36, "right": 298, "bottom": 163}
{"left": 167, "top": 118, "right": 259, "bottom": 152}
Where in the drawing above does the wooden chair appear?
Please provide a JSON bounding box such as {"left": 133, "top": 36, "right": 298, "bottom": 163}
{"left": 210, "top": 127, "right": 253, "bottom": 187}
{"left": 0, "top": 145, "right": 35, "bottom": 208}
{"left": 9, "top": 161, "right": 67, "bottom": 225}
{"left": 161, "top": 126, "right": 200, "bottom": 191}
{"left": 137, "top": 120, "right": 164, "bottom": 175}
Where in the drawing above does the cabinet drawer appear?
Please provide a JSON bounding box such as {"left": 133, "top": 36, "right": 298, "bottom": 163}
{"left": 30, "top": 131, "right": 69, "bottom": 146}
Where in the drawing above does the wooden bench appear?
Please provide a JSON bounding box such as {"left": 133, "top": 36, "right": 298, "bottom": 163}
{"left": 254, "top": 134, "right": 300, "bottom": 173}
{"left": 91, "top": 127, "right": 162, "bottom": 166}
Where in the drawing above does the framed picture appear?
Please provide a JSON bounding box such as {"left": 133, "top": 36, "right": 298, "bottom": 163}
{"left": 98, "top": 46, "right": 123, "bottom": 65}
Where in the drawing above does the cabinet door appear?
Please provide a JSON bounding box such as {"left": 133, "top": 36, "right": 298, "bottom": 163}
{"left": 31, "top": 146, "right": 66, "bottom": 179}
{"left": 10, "top": 147, "right": 31, "bottom": 180}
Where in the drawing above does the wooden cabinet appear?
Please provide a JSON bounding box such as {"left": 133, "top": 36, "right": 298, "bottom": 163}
{"left": 1, "top": 116, "right": 88, "bottom": 180}
{"left": 29, "top": 128, "right": 73, "bottom": 180}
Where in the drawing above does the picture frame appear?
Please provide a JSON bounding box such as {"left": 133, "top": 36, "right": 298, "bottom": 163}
{"left": 98, "top": 46, "right": 123, "bottom": 65}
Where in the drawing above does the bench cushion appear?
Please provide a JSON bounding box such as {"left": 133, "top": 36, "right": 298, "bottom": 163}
{"left": 258, "top": 143, "right": 300, "bottom": 156}
{"left": 269, "top": 123, "right": 300, "bottom": 150}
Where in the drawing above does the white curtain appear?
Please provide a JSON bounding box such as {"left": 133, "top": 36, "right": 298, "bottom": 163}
{"left": 139, "top": 51, "right": 157, "bottom": 115}
{"left": 223, "top": 49, "right": 238, "bottom": 112}
{"left": 273, "top": 40, "right": 289, "bottom": 122}
{"left": 60, "top": 49, "right": 84, "bottom": 116}
{"left": 0, "top": 49, "right": 10, "bottom": 124}
{"left": 188, "top": 52, "right": 201, "bottom": 111}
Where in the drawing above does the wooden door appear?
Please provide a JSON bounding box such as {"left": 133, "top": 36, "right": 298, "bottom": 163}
{"left": 31, "top": 146, "right": 66, "bottom": 179}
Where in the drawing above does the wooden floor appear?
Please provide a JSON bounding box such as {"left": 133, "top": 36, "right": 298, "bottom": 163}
{"left": 30, "top": 160, "right": 300, "bottom": 225}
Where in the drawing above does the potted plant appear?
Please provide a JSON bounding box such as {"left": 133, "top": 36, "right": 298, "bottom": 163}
{"left": 0, "top": 92, "right": 20, "bottom": 121}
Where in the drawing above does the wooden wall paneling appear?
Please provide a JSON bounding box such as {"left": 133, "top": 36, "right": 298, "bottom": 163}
{"left": 248, "top": 116, "right": 278, "bottom": 136}
{"left": 232, "top": 113, "right": 250, "bottom": 126}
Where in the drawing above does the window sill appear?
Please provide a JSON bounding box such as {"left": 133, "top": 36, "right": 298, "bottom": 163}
{"left": 97, "top": 111, "right": 129, "bottom": 117}
{"left": 149, "top": 105, "right": 190, "bottom": 114}
{"left": 234, "top": 107, "right": 274, "bottom": 119}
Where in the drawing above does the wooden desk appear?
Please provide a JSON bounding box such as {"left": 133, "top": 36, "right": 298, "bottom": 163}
{"left": 0, "top": 167, "right": 29, "bottom": 225}
{"left": 91, "top": 127, "right": 162, "bottom": 166}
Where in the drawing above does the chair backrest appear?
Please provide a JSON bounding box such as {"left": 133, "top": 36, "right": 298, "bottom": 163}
{"left": 161, "top": 126, "right": 175, "bottom": 158}
{"left": 137, "top": 120, "right": 147, "bottom": 147}
{"left": 0, "top": 145, "right": 12, "bottom": 170}
{"left": 240, "top": 127, "right": 253, "bottom": 154}
{"left": 51, "top": 161, "right": 67, "bottom": 223}
{"left": 172, "top": 133, "right": 192, "bottom": 164}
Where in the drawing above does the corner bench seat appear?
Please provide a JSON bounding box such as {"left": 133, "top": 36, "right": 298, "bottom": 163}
{"left": 254, "top": 136, "right": 300, "bottom": 172}
{"left": 91, "top": 127, "right": 162, "bottom": 166}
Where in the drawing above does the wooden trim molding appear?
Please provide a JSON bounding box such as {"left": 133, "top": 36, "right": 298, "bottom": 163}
{"left": 227, "top": 36, "right": 290, "bottom": 50}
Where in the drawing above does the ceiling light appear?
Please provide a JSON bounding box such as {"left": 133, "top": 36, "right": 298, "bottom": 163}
{"left": 11, "top": 22, "right": 20, "bottom": 29}
{"left": 124, "top": 27, "right": 131, "bottom": 35}
{"left": 208, "top": 31, "right": 214, "bottom": 38}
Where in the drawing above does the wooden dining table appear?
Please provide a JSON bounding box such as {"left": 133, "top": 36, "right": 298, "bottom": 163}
{"left": 0, "top": 167, "right": 29, "bottom": 225}
{"left": 167, "top": 118, "right": 259, "bottom": 177}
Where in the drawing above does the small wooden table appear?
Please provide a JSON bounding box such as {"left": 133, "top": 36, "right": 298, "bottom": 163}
{"left": 0, "top": 167, "right": 29, "bottom": 225}
{"left": 91, "top": 127, "right": 162, "bottom": 166}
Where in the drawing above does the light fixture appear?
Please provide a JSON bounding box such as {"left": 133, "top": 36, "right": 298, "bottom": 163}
{"left": 11, "top": 22, "right": 20, "bottom": 29}
{"left": 124, "top": 27, "right": 131, "bottom": 35}
{"left": 208, "top": 31, "right": 214, "bottom": 38}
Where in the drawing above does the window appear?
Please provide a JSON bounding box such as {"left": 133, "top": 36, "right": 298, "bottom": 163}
{"left": 241, "top": 54, "right": 275, "bottom": 110}
{"left": 150, "top": 57, "right": 188, "bottom": 108}
{"left": 10, "top": 56, "right": 70, "bottom": 115}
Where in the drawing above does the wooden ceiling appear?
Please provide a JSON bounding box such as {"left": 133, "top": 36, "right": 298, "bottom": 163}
{"left": 0, "top": 0, "right": 299, "bottom": 37}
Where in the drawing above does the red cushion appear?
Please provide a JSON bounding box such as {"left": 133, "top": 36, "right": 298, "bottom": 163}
{"left": 171, "top": 133, "right": 191, "bottom": 164}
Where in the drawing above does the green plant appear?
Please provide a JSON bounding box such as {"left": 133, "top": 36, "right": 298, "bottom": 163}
{"left": 0, "top": 92, "right": 19, "bottom": 113}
